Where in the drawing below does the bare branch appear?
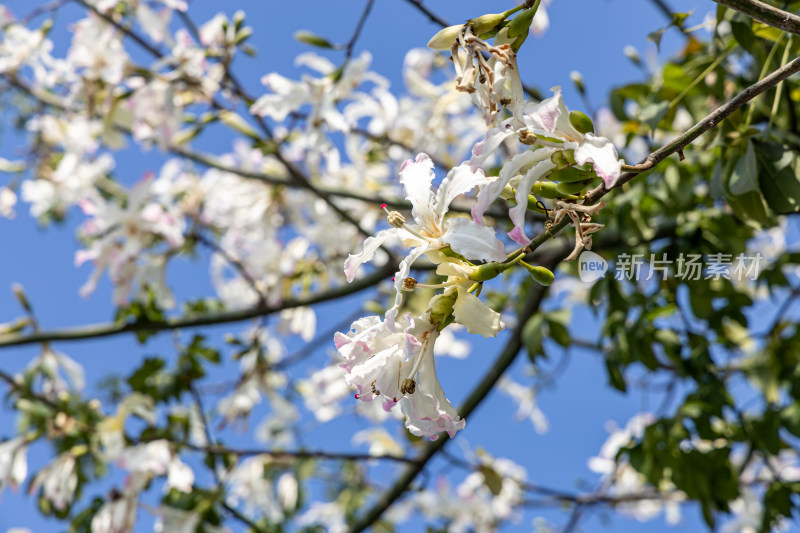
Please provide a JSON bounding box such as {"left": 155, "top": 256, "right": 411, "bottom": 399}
{"left": 0, "top": 263, "right": 395, "bottom": 348}
{"left": 713, "top": 0, "right": 800, "bottom": 36}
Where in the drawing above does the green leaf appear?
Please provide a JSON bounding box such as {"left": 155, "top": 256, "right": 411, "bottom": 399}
{"left": 294, "top": 30, "right": 334, "bottom": 48}
{"left": 728, "top": 141, "right": 758, "bottom": 195}
{"left": 755, "top": 141, "right": 800, "bottom": 214}
{"left": 478, "top": 465, "right": 504, "bottom": 495}
{"left": 730, "top": 19, "right": 754, "bottom": 52}
{"left": 640, "top": 101, "right": 669, "bottom": 130}
{"left": 522, "top": 314, "right": 545, "bottom": 361}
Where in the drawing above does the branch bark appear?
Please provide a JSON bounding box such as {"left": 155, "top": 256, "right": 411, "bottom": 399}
{"left": 0, "top": 263, "right": 395, "bottom": 348}
{"left": 713, "top": 0, "right": 800, "bottom": 36}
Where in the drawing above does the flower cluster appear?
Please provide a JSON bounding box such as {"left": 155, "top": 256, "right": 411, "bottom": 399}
{"left": 337, "top": 8, "right": 625, "bottom": 439}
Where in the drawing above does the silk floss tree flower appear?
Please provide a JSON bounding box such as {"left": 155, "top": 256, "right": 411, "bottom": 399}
{"left": 335, "top": 313, "right": 465, "bottom": 439}
{"left": 344, "top": 153, "right": 506, "bottom": 323}
{"left": 468, "top": 86, "right": 623, "bottom": 247}
{"left": 338, "top": 154, "right": 520, "bottom": 438}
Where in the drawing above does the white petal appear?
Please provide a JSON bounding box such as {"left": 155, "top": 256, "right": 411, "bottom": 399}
{"left": 435, "top": 259, "right": 475, "bottom": 279}
{"left": 399, "top": 154, "right": 437, "bottom": 230}
{"left": 508, "top": 158, "right": 556, "bottom": 245}
{"left": 473, "top": 148, "right": 556, "bottom": 224}
{"left": 343, "top": 228, "right": 400, "bottom": 282}
{"left": 453, "top": 285, "right": 503, "bottom": 337}
{"left": 294, "top": 52, "right": 335, "bottom": 74}
{"left": 386, "top": 245, "right": 428, "bottom": 327}
{"left": 167, "top": 458, "right": 194, "bottom": 492}
{"left": 434, "top": 163, "right": 488, "bottom": 218}
{"left": 468, "top": 127, "right": 515, "bottom": 172}
{"left": 574, "top": 133, "right": 622, "bottom": 188}
{"left": 442, "top": 218, "right": 506, "bottom": 263}
{"left": 399, "top": 332, "right": 465, "bottom": 439}
{"left": 525, "top": 86, "right": 584, "bottom": 141}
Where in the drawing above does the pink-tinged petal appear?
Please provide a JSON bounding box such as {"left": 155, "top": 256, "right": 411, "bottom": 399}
{"left": 398, "top": 331, "right": 465, "bottom": 440}
{"left": 434, "top": 163, "right": 489, "bottom": 217}
{"left": 508, "top": 226, "right": 529, "bottom": 246}
{"left": 343, "top": 228, "right": 400, "bottom": 282}
{"left": 442, "top": 217, "right": 506, "bottom": 263}
{"left": 453, "top": 285, "right": 503, "bottom": 338}
{"left": 469, "top": 127, "right": 515, "bottom": 172}
{"left": 399, "top": 154, "right": 437, "bottom": 229}
{"left": 526, "top": 86, "right": 584, "bottom": 141}
{"left": 526, "top": 92, "right": 561, "bottom": 132}
{"left": 507, "top": 158, "right": 556, "bottom": 244}
{"left": 574, "top": 133, "right": 622, "bottom": 188}
{"left": 385, "top": 245, "right": 428, "bottom": 329}
{"left": 473, "top": 148, "right": 557, "bottom": 225}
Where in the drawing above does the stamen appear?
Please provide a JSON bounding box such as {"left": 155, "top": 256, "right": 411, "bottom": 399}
{"left": 400, "top": 378, "right": 416, "bottom": 395}
{"left": 402, "top": 277, "right": 418, "bottom": 292}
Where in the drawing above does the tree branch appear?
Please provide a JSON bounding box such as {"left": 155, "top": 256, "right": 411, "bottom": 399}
{"left": 713, "top": 0, "right": 800, "bottom": 36}
{"left": 0, "top": 263, "right": 395, "bottom": 348}
{"left": 612, "top": 55, "right": 800, "bottom": 189}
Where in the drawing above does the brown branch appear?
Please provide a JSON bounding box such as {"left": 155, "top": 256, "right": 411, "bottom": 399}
{"left": 0, "top": 263, "right": 395, "bottom": 349}
{"left": 713, "top": 0, "right": 800, "bottom": 36}
{"left": 612, "top": 55, "right": 800, "bottom": 191}
{"left": 186, "top": 442, "right": 419, "bottom": 465}
{"left": 345, "top": 0, "right": 376, "bottom": 61}
{"left": 403, "top": 0, "right": 450, "bottom": 28}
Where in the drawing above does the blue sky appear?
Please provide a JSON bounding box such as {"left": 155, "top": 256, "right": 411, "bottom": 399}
{"left": 1, "top": 0, "right": 784, "bottom": 532}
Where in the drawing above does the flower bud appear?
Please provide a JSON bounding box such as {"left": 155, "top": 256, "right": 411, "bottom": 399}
{"left": 531, "top": 181, "right": 561, "bottom": 199}
{"left": 521, "top": 261, "right": 554, "bottom": 286}
{"left": 570, "top": 71, "right": 585, "bottom": 96}
{"left": 548, "top": 165, "right": 592, "bottom": 183}
{"left": 469, "top": 13, "right": 506, "bottom": 36}
{"left": 428, "top": 24, "right": 463, "bottom": 50}
{"left": 508, "top": 4, "right": 539, "bottom": 38}
{"left": 428, "top": 291, "right": 457, "bottom": 326}
{"left": 469, "top": 261, "right": 513, "bottom": 282}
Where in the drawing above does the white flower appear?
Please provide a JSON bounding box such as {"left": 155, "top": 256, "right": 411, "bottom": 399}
{"left": 352, "top": 428, "right": 405, "bottom": 457}
{"left": 225, "top": 456, "right": 284, "bottom": 522}
{"left": 0, "top": 187, "right": 17, "bottom": 218}
{"left": 117, "top": 440, "right": 194, "bottom": 492}
{"left": 29, "top": 453, "right": 78, "bottom": 511}
{"left": 497, "top": 377, "right": 549, "bottom": 433}
{"left": 276, "top": 473, "right": 298, "bottom": 512}
{"left": 336, "top": 314, "right": 465, "bottom": 439}
{"left": 0, "top": 437, "right": 28, "bottom": 493}
{"left": 297, "top": 364, "right": 351, "bottom": 423}
{"left": 344, "top": 153, "right": 506, "bottom": 286}
{"left": 153, "top": 507, "right": 201, "bottom": 533}
{"left": 295, "top": 502, "right": 347, "bottom": 533}
{"left": 470, "top": 87, "right": 623, "bottom": 243}
{"left": 26, "top": 345, "right": 85, "bottom": 395}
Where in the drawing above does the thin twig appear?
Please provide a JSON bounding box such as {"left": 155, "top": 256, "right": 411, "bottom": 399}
{"left": 345, "top": 0, "right": 375, "bottom": 61}
{"left": 403, "top": 0, "right": 449, "bottom": 27}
